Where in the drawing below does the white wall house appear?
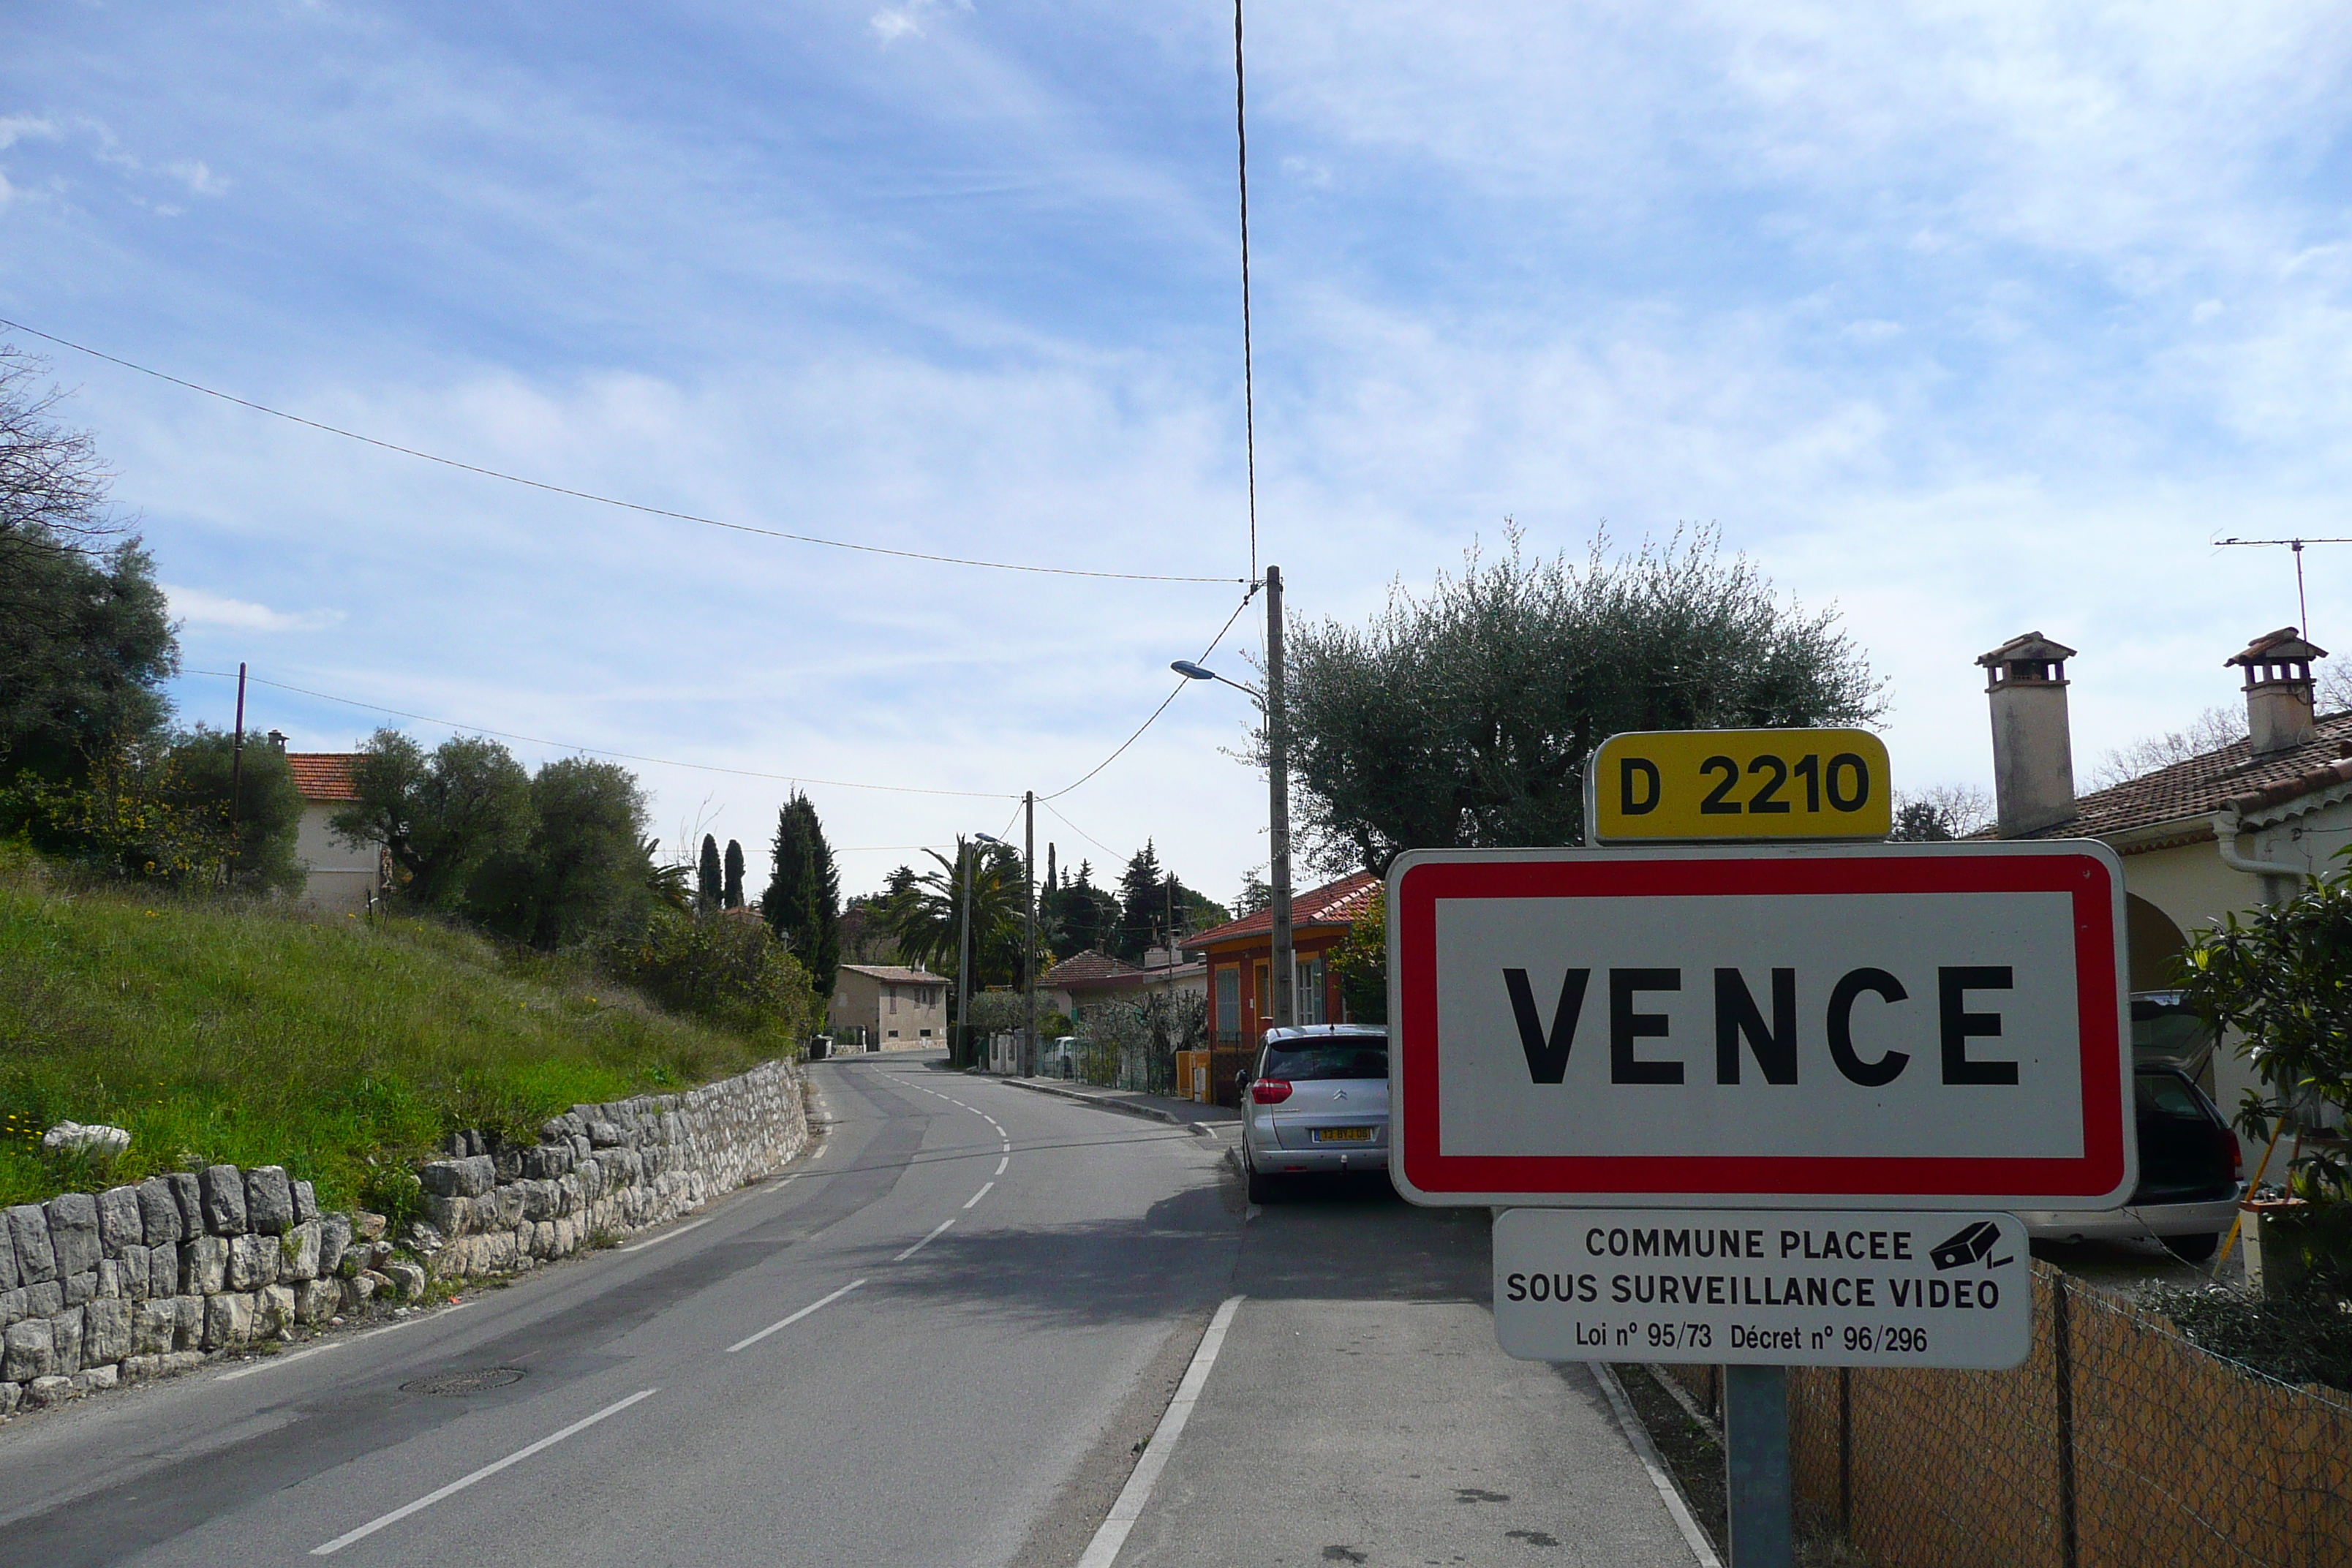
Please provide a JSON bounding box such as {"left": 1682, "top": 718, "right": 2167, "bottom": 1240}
{"left": 284, "top": 750, "right": 378, "bottom": 913}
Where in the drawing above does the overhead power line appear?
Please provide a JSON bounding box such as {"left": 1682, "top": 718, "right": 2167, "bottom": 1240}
{"left": 0, "top": 316, "right": 1244, "bottom": 586}
{"left": 1234, "top": 0, "right": 1260, "bottom": 585}
{"left": 181, "top": 667, "right": 1020, "bottom": 800}
{"left": 1041, "top": 582, "right": 1259, "bottom": 801}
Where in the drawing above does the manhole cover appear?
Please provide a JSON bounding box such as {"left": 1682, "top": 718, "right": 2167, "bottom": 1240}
{"left": 401, "top": 1367, "right": 527, "bottom": 1395}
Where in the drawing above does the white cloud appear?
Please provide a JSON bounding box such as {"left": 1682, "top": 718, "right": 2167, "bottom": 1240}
{"left": 164, "top": 585, "right": 344, "bottom": 633}
{"left": 0, "top": 113, "right": 59, "bottom": 149}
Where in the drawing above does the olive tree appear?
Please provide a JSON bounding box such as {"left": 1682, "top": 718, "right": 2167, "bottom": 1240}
{"left": 1268, "top": 529, "right": 1882, "bottom": 873}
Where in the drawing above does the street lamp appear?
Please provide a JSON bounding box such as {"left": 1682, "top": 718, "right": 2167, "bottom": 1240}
{"left": 1171, "top": 563, "right": 1294, "bottom": 1033}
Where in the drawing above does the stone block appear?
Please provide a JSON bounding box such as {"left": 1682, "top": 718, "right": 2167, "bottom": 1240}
{"left": 382, "top": 1261, "right": 426, "bottom": 1299}
{"left": 166, "top": 1172, "right": 203, "bottom": 1237}
{"left": 200, "top": 1165, "right": 247, "bottom": 1235}
{"left": 293, "top": 1180, "right": 318, "bottom": 1224}
{"left": 121, "top": 1245, "right": 149, "bottom": 1302}
{"left": 173, "top": 1295, "right": 203, "bottom": 1351}
{"left": 181, "top": 1235, "right": 229, "bottom": 1295}
{"left": 7, "top": 1204, "right": 58, "bottom": 1285}
{"left": 148, "top": 1246, "right": 177, "bottom": 1300}
{"left": 50, "top": 1306, "right": 83, "bottom": 1374}
{"left": 257, "top": 1284, "right": 296, "bottom": 1336}
{"left": 137, "top": 1177, "right": 185, "bottom": 1248}
{"left": 421, "top": 1194, "right": 471, "bottom": 1235}
{"left": 297, "top": 1279, "right": 339, "bottom": 1324}
{"left": 73, "top": 1362, "right": 118, "bottom": 1392}
{"left": 0, "top": 1380, "right": 17, "bottom": 1414}
{"left": 97, "top": 1185, "right": 145, "bottom": 1256}
{"left": 44, "top": 1192, "right": 100, "bottom": 1277}
{"left": 0, "top": 1224, "right": 12, "bottom": 1292}
{"left": 244, "top": 1166, "right": 295, "bottom": 1235}
{"left": 0, "top": 1286, "right": 23, "bottom": 1327}
{"left": 121, "top": 1354, "right": 162, "bottom": 1382}
{"left": 24, "top": 1279, "right": 61, "bottom": 1317}
{"left": 63, "top": 1270, "right": 95, "bottom": 1308}
{"left": 82, "top": 1297, "right": 130, "bottom": 1365}
{"left": 132, "top": 1299, "right": 176, "bottom": 1357}
{"left": 202, "top": 1292, "right": 253, "bottom": 1350}
{"left": 160, "top": 1349, "right": 205, "bottom": 1376}
{"left": 96, "top": 1259, "right": 122, "bottom": 1299}
{"left": 418, "top": 1156, "right": 495, "bottom": 1199}
{"left": 351, "top": 1210, "right": 388, "bottom": 1243}
{"left": 4, "top": 1317, "right": 53, "bottom": 1382}
{"left": 317, "top": 1213, "right": 351, "bottom": 1278}
{"left": 589, "top": 1119, "right": 625, "bottom": 1148}
{"left": 26, "top": 1374, "right": 72, "bottom": 1408}
{"left": 282, "top": 1221, "right": 320, "bottom": 1282}
{"left": 342, "top": 1273, "right": 377, "bottom": 1311}
{"left": 226, "top": 1233, "right": 279, "bottom": 1292}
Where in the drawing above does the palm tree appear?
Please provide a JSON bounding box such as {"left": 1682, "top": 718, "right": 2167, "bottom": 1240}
{"left": 883, "top": 837, "right": 1036, "bottom": 992}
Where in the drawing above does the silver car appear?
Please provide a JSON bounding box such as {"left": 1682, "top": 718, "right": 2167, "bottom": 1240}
{"left": 1237, "top": 1025, "right": 1390, "bottom": 1203}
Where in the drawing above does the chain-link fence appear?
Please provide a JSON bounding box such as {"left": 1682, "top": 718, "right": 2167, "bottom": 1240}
{"left": 1667, "top": 1262, "right": 2352, "bottom": 1566}
{"left": 1066, "top": 993, "right": 1208, "bottom": 1096}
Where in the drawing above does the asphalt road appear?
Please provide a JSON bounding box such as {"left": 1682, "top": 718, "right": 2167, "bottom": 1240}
{"left": 0, "top": 1054, "right": 1692, "bottom": 1567}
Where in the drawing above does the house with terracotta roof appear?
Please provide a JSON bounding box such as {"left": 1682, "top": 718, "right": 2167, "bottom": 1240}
{"left": 1041, "top": 948, "right": 1207, "bottom": 1017}
{"left": 279, "top": 744, "right": 381, "bottom": 913}
{"left": 1186, "top": 871, "right": 1379, "bottom": 1051}
{"left": 1974, "top": 627, "right": 2352, "bottom": 1123}
{"left": 829, "top": 962, "right": 950, "bottom": 1049}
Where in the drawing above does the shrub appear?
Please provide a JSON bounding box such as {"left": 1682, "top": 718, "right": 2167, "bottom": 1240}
{"left": 603, "top": 908, "right": 819, "bottom": 1044}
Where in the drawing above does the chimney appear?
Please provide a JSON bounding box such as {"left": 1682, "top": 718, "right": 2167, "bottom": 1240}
{"left": 265, "top": 729, "right": 287, "bottom": 750}
{"left": 2228, "top": 628, "right": 2326, "bottom": 755}
{"left": 1977, "top": 632, "right": 2078, "bottom": 837}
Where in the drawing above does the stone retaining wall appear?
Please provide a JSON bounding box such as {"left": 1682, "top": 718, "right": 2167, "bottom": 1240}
{"left": 0, "top": 1057, "right": 804, "bottom": 1416}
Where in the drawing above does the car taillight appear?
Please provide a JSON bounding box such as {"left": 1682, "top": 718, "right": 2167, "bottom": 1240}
{"left": 1251, "top": 1079, "right": 1292, "bottom": 1104}
{"left": 2221, "top": 1126, "right": 2243, "bottom": 1181}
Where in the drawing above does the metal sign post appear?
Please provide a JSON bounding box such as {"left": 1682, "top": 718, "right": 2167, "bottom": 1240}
{"left": 1387, "top": 747, "right": 2131, "bottom": 1567}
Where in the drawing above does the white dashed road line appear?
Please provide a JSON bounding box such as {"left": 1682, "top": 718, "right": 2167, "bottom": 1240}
{"left": 725, "top": 1278, "right": 870, "bottom": 1354}
{"left": 962, "top": 1182, "right": 994, "bottom": 1210}
{"left": 310, "top": 1388, "right": 660, "bottom": 1556}
{"left": 995, "top": 1156, "right": 1009, "bottom": 1176}
{"left": 621, "top": 1215, "right": 712, "bottom": 1253}
{"left": 216, "top": 1341, "right": 344, "bottom": 1382}
{"left": 894, "top": 1217, "right": 956, "bottom": 1262}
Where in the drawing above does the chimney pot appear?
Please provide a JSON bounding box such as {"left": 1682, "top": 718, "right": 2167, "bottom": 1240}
{"left": 1976, "top": 632, "right": 2078, "bottom": 837}
{"left": 2227, "top": 628, "right": 2326, "bottom": 755}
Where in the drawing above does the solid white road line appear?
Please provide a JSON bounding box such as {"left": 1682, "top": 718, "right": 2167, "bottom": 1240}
{"left": 1591, "top": 1363, "right": 1723, "bottom": 1568}
{"left": 1074, "top": 1294, "right": 1245, "bottom": 1568}
{"left": 995, "top": 1156, "right": 1009, "bottom": 1176}
{"left": 894, "top": 1216, "right": 956, "bottom": 1262}
{"left": 216, "top": 1341, "right": 344, "bottom": 1382}
{"left": 309, "top": 1388, "right": 658, "bottom": 1556}
{"left": 621, "top": 1215, "right": 712, "bottom": 1253}
{"left": 724, "top": 1278, "right": 869, "bottom": 1354}
{"left": 962, "top": 1182, "right": 994, "bottom": 1209}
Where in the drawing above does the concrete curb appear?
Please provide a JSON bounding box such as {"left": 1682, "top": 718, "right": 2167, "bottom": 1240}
{"left": 999, "top": 1078, "right": 1202, "bottom": 1131}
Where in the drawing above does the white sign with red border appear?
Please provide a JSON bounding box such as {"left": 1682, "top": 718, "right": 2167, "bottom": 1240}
{"left": 1385, "top": 841, "right": 2133, "bottom": 1210}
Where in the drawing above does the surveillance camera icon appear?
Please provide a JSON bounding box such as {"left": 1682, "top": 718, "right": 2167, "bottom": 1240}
{"left": 1930, "top": 1221, "right": 2013, "bottom": 1271}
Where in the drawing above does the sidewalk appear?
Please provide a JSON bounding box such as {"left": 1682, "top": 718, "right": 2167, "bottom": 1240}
{"left": 995, "top": 1074, "right": 1240, "bottom": 1133}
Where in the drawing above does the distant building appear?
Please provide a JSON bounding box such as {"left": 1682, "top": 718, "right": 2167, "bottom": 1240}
{"left": 831, "top": 963, "right": 951, "bottom": 1049}
{"left": 1187, "top": 872, "right": 1377, "bottom": 1047}
{"left": 282, "top": 748, "right": 378, "bottom": 913}
{"left": 1041, "top": 948, "right": 1207, "bottom": 1017}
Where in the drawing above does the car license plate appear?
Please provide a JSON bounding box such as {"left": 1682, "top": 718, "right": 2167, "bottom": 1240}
{"left": 1314, "top": 1126, "right": 1373, "bottom": 1142}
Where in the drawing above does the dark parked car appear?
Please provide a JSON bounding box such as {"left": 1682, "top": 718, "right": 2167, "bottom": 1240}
{"left": 2016, "top": 1063, "right": 2242, "bottom": 1259}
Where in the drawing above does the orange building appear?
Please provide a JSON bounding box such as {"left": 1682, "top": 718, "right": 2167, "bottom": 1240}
{"left": 1186, "top": 871, "right": 1378, "bottom": 1052}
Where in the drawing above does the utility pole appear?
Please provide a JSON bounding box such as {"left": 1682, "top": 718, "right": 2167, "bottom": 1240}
{"left": 957, "top": 840, "right": 974, "bottom": 1070}
{"left": 227, "top": 662, "right": 247, "bottom": 884}
{"left": 1267, "top": 565, "right": 1294, "bottom": 1030}
{"left": 1023, "top": 791, "right": 1037, "bottom": 1077}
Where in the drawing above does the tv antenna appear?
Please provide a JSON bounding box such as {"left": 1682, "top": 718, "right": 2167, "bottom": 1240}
{"left": 2213, "top": 536, "right": 2352, "bottom": 641}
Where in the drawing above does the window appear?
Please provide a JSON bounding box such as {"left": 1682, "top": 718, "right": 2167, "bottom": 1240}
{"left": 888, "top": 1029, "right": 900, "bottom": 1039}
{"left": 887, "top": 984, "right": 897, "bottom": 1014}
{"left": 919, "top": 1028, "right": 933, "bottom": 1039}
{"left": 1216, "top": 966, "right": 1240, "bottom": 1035}
{"left": 1297, "top": 955, "right": 1327, "bottom": 1025}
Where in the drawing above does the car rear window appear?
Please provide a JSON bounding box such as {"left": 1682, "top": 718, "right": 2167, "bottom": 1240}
{"left": 2136, "top": 1071, "right": 2209, "bottom": 1121}
{"left": 1262, "top": 1041, "right": 1388, "bottom": 1082}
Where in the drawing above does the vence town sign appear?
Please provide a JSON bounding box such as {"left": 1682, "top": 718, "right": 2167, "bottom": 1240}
{"left": 1384, "top": 842, "right": 2134, "bottom": 1212}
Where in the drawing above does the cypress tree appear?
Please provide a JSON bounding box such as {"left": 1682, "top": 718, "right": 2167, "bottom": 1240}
{"left": 764, "top": 792, "right": 841, "bottom": 1000}
{"left": 698, "top": 834, "right": 723, "bottom": 913}
{"left": 723, "top": 839, "right": 746, "bottom": 908}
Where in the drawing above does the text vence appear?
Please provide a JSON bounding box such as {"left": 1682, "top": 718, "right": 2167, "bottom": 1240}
{"left": 1501, "top": 963, "right": 2023, "bottom": 1087}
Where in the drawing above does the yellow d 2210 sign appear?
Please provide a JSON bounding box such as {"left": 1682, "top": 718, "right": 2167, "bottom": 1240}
{"left": 1586, "top": 728, "right": 1892, "bottom": 843}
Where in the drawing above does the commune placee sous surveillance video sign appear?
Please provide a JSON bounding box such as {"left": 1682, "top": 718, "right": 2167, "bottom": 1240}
{"left": 1492, "top": 1209, "right": 2032, "bottom": 1369}
{"left": 1385, "top": 841, "right": 2133, "bottom": 1210}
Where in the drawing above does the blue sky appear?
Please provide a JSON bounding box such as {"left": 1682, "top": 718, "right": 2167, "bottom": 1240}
{"left": 6, "top": 2, "right": 2350, "bottom": 902}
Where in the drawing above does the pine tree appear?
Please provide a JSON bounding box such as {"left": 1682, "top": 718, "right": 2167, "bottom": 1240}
{"left": 1115, "top": 842, "right": 1165, "bottom": 962}
{"left": 698, "top": 834, "right": 722, "bottom": 913}
{"left": 723, "top": 839, "right": 746, "bottom": 908}
{"left": 764, "top": 792, "right": 842, "bottom": 1000}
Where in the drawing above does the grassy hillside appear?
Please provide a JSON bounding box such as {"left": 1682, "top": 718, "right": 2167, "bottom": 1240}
{"left": 0, "top": 846, "right": 789, "bottom": 1210}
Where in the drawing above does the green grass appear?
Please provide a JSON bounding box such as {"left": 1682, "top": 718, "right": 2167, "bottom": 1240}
{"left": 0, "top": 845, "right": 789, "bottom": 1210}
